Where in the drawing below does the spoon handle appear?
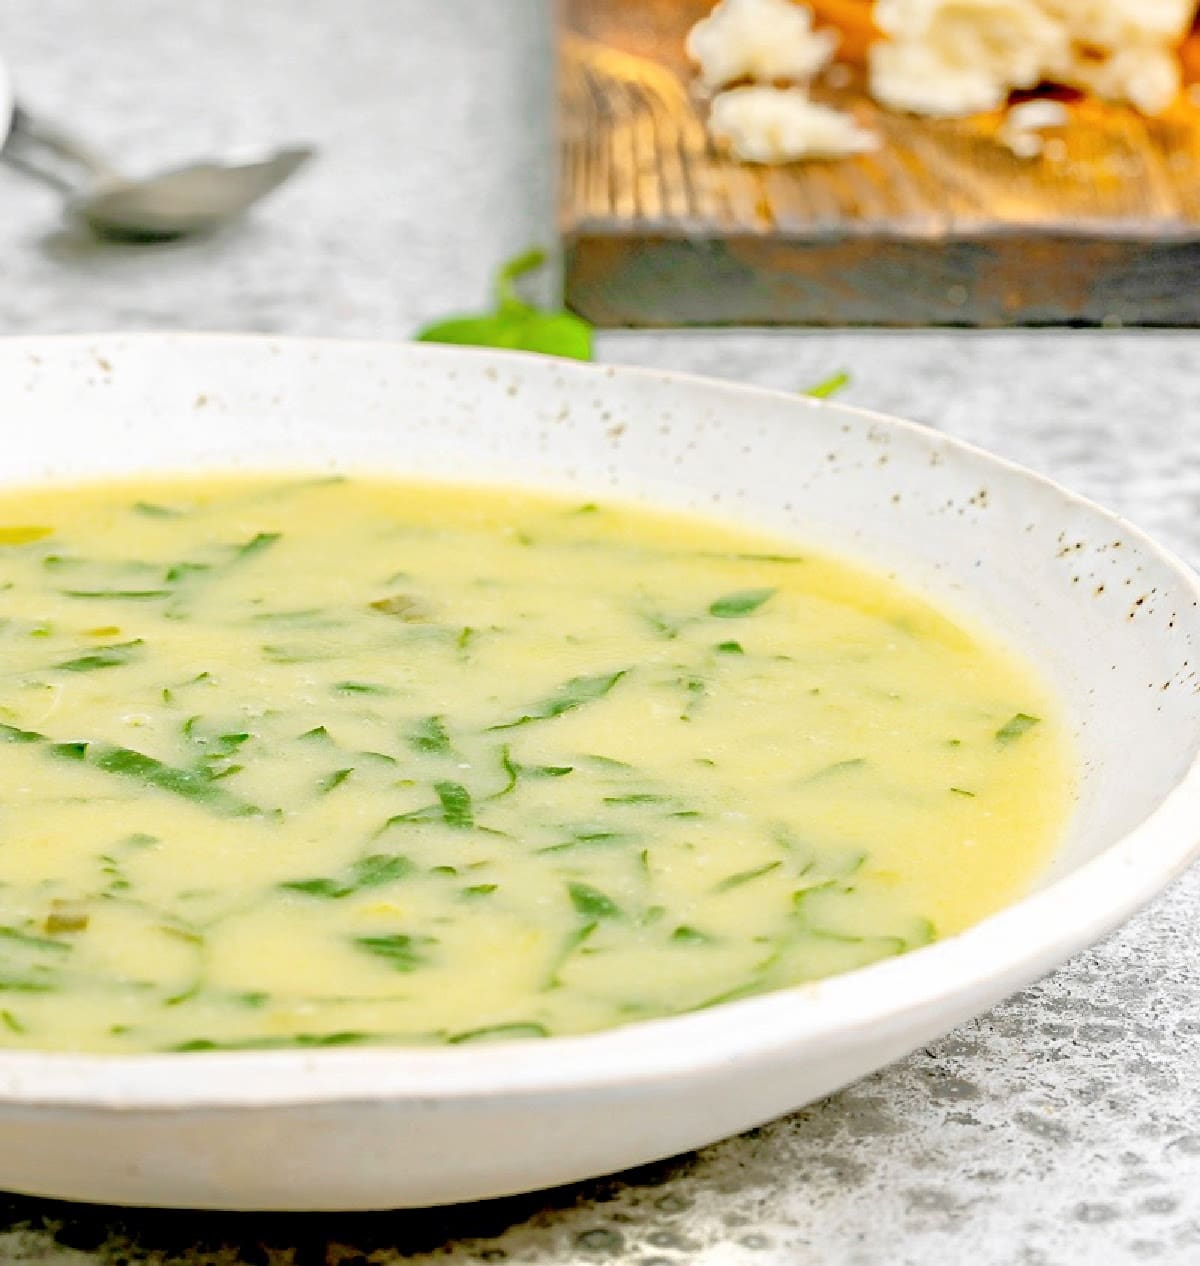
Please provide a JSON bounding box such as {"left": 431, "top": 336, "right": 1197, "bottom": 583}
{"left": 1, "top": 104, "right": 124, "bottom": 196}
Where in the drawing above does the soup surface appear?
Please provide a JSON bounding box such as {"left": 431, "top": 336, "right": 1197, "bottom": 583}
{"left": 0, "top": 476, "right": 1071, "bottom": 1052}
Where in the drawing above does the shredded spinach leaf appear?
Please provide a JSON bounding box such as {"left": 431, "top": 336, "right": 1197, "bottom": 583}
{"left": 353, "top": 933, "right": 433, "bottom": 972}
{"left": 0, "top": 722, "right": 260, "bottom": 815}
{"left": 408, "top": 715, "right": 452, "bottom": 754}
{"left": 568, "top": 882, "right": 621, "bottom": 920}
{"left": 803, "top": 370, "right": 851, "bottom": 399}
{"left": 132, "top": 501, "right": 184, "bottom": 519}
{"left": 334, "top": 681, "right": 394, "bottom": 696}
{"left": 708, "top": 588, "right": 776, "bottom": 618}
{"left": 172, "top": 1031, "right": 368, "bottom": 1052}
{"left": 0, "top": 926, "right": 71, "bottom": 954}
{"left": 53, "top": 643, "right": 144, "bottom": 673}
{"left": 435, "top": 781, "right": 474, "bottom": 829}
{"left": 996, "top": 713, "right": 1040, "bottom": 743}
{"left": 235, "top": 532, "right": 282, "bottom": 560}
{"left": 671, "top": 925, "right": 714, "bottom": 944}
{"left": 463, "top": 883, "right": 498, "bottom": 898}
{"left": 60, "top": 589, "right": 171, "bottom": 601}
{"left": 447, "top": 1022, "right": 549, "bottom": 1044}
{"left": 804, "top": 757, "right": 868, "bottom": 783}
{"left": 489, "top": 670, "right": 626, "bottom": 730}
{"left": 316, "top": 767, "right": 354, "bottom": 795}
{"left": 714, "top": 860, "right": 782, "bottom": 892}
{"left": 281, "top": 853, "right": 413, "bottom": 899}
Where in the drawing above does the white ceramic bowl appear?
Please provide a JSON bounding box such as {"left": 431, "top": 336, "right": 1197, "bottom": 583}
{"left": 0, "top": 334, "right": 1197, "bottom": 1211}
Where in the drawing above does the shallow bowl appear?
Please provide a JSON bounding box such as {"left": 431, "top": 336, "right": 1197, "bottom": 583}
{"left": 0, "top": 333, "right": 1197, "bottom": 1210}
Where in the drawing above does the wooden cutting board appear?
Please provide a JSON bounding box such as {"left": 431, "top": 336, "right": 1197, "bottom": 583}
{"left": 558, "top": 0, "right": 1200, "bottom": 326}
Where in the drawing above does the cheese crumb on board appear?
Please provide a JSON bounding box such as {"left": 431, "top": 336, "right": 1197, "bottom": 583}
{"left": 1038, "top": 0, "right": 1196, "bottom": 47}
{"left": 997, "top": 98, "right": 1069, "bottom": 157}
{"left": 1065, "top": 42, "right": 1182, "bottom": 118}
{"left": 869, "top": 0, "right": 1197, "bottom": 117}
{"left": 1026, "top": 0, "right": 1195, "bottom": 115}
{"left": 870, "top": 0, "right": 1070, "bottom": 116}
{"left": 686, "top": 0, "right": 839, "bottom": 89}
{"left": 709, "top": 86, "right": 881, "bottom": 162}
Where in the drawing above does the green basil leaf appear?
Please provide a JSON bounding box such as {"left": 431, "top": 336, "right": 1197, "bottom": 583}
{"left": 415, "top": 249, "right": 593, "bottom": 361}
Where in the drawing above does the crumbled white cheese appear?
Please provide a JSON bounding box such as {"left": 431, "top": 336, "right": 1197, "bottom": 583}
{"left": 1066, "top": 43, "right": 1182, "bottom": 117}
{"left": 870, "top": 39, "right": 1024, "bottom": 116}
{"left": 1038, "top": 0, "right": 1191, "bottom": 114}
{"left": 1005, "top": 99, "right": 1070, "bottom": 131}
{"left": 868, "top": 0, "right": 1193, "bottom": 118}
{"left": 870, "top": 0, "right": 1070, "bottom": 116}
{"left": 686, "top": 0, "right": 839, "bottom": 90}
{"left": 708, "top": 86, "right": 880, "bottom": 162}
{"left": 1037, "top": 0, "right": 1195, "bottom": 48}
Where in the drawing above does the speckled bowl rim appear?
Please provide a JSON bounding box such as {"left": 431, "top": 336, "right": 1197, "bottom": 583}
{"left": 0, "top": 334, "right": 1197, "bottom": 1111}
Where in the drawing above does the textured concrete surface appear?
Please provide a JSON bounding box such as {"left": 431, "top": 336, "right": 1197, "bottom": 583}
{"left": 0, "top": 2, "right": 1198, "bottom": 1262}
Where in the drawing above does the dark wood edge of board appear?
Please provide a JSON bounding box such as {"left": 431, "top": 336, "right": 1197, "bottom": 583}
{"left": 565, "top": 233, "right": 1200, "bottom": 327}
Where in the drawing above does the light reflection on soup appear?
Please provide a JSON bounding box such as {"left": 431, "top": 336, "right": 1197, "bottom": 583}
{"left": 0, "top": 476, "right": 1071, "bottom": 1052}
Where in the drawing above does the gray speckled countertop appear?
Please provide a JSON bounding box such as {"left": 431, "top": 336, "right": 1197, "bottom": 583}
{"left": 0, "top": 3, "right": 1198, "bottom": 1263}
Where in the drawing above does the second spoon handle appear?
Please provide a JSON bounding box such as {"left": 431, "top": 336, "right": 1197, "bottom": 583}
{"left": 2, "top": 104, "right": 124, "bottom": 196}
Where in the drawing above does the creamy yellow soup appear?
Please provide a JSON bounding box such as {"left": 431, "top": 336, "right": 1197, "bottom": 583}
{"left": 0, "top": 476, "right": 1070, "bottom": 1053}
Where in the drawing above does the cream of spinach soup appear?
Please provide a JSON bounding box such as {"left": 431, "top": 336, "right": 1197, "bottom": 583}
{"left": 0, "top": 476, "right": 1070, "bottom": 1052}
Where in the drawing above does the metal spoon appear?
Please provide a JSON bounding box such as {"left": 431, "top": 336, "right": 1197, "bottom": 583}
{"left": 1, "top": 103, "right": 313, "bottom": 241}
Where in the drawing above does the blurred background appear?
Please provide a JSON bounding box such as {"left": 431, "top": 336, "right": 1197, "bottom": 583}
{"left": 0, "top": 0, "right": 551, "bottom": 336}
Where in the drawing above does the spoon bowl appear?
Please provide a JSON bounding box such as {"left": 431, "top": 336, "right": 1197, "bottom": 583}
{"left": 71, "top": 146, "right": 313, "bottom": 240}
